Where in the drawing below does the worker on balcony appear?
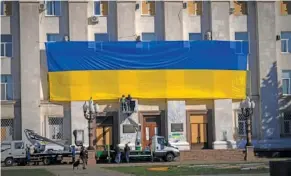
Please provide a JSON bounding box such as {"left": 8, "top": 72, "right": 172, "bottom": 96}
{"left": 126, "top": 94, "right": 132, "bottom": 112}
{"left": 121, "top": 95, "right": 127, "bottom": 112}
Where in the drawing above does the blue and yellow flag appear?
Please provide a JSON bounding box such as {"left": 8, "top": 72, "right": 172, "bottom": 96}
{"left": 45, "top": 41, "right": 248, "bottom": 101}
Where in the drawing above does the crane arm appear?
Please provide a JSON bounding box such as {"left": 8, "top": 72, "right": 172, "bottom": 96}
{"left": 24, "top": 129, "right": 69, "bottom": 149}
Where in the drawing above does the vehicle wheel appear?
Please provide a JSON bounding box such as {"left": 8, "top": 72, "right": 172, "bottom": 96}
{"left": 43, "top": 158, "right": 51, "bottom": 165}
{"left": 165, "top": 153, "right": 174, "bottom": 162}
{"left": 5, "top": 157, "right": 14, "bottom": 167}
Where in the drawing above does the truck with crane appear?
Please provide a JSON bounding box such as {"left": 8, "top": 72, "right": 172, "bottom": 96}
{"left": 1, "top": 127, "right": 180, "bottom": 166}
{"left": 96, "top": 135, "right": 180, "bottom": 163}
{"left": 1, "top": 129, "right": 78, "bottom": 167}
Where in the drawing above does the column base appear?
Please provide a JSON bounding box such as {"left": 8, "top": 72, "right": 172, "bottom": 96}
{"left": 87, "top": 150, "right": 96, "bottom": 165}
{"left": 213, "top": 140, "right": 237, "bottom": 149}
{"left": 170, "top": 141, "right": 190, "bottom": 151}
{"left": 245, "top": 146, "right": 255, "bottom": 161}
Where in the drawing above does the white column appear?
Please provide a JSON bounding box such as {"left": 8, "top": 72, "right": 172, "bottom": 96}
{"left": 256, "top": 2, "right": 280, "bottom": 144}
{"left": 167, "top": 100, "right": 190, "bottom": 150}
{"left": 210, "top": 1, "right": 236, "bottom": 149}
{"left": 19, "top": 2, "right": 41, "bottom": 142}
{"left": 213, "top": 99, "right": 236, "bottom": 149}
{"left": 70, "top": 102, "right": 88, "bottom": 147}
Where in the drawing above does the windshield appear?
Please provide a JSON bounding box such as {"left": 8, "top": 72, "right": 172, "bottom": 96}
{"left": 1, "top": 143, "right": 11, "bottom": 152}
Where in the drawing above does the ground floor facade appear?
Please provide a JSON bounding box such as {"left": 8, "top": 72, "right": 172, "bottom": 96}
{"left": 1, "top": 98, "right": 291, "bottom": 150}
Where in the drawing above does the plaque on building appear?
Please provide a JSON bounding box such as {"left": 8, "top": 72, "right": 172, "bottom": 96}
{"left": 171, "top": 123, "right": 183, "bottom": 132}
{"left": 123, "top": 124, "right": 136, "bottom": 133}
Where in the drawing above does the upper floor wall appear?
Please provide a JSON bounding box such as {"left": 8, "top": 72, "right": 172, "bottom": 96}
{"left": 1, "top": 1, "right": 291, "bottom": 101}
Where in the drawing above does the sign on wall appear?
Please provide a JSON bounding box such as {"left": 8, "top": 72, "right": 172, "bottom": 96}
{"left": 123, "top": 124, "right": 136, "bottom": 133}
{"left": 171, "top": 123, "right": 183, "bottom": 132}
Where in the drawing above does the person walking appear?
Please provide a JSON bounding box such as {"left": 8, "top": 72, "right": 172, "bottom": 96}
{"left": 79, "top": 146, "right": 87, "bottom": 169}
{"left": 71, "top": 145, "right": 76, "bottom": 163}
{"left": 114, "top": 145, "right": 121, "bottom": 163}
{"left": 124, "top": 143, "right": 130, "bottom": 163}
{"left": 26, "top": 144, "right": 30, "bottom": 165}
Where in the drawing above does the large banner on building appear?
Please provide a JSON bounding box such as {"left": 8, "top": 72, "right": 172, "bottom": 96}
{"left": 45, "top": 41, "right": 248, "bottom": 101}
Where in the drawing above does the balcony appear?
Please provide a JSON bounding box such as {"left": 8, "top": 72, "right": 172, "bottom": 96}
{"left": 1, "top": 83, "right": 14, "bottom": 101}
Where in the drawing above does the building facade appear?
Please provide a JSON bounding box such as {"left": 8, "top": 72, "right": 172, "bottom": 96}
{"left": 1, "top": 1, "right": 291, "bottom": 150}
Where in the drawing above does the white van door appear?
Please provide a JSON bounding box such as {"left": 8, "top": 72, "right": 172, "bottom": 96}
{"left": 13, "top": 141, "right": 26, "bottom": 158}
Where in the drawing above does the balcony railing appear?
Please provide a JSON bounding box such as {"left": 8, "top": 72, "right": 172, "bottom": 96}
{"left": 1, "top": 83, "right": 14, "bottom": 101}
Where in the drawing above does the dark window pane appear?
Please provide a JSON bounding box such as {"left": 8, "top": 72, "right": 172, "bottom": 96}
{"left": 95, "top": 34, "right": 109, "bottom": 42}
{"left": 282, "top": 79, "right": 290, "bottom": 94}
{"left": 46, "top": 1, "right": 53, "bottom": 15}
{"left": 55, "top": 1, "right": 61, "bottom": 16}
{"left": 0, "top": 1, "right": 4, "bottom": 15}
{"left": 284, "top": 121, "right": 290, "bottom": 134}
{"left": 5, "top": 43, "right": 12, "bottom": 57}
{"left": 281, "top": 40, "right": 288, "bottom": 52}
{"left": 145, "top": 117, "right": 157, "bottom": 123}
{"left": 47, "top": 34, "right": 63, "bottom": 42}
{"left": 189, "top": 33, "right": 202, "bottom": 41}
{"left": 141, "top": 33, "right": 156, "bottom": 41}
{"left": 235, "top": 32, "right": 248, "bottom": 41}
{"left": 1, "top": 35, "right": 12, "bottom": 42}
{"left": 94, "top": 1, "right": 101, "bottom": 15}
{"left": 1, "top": 43, "right": 4, "bottom": 56}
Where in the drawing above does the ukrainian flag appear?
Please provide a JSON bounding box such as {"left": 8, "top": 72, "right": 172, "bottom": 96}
{"left": 45, "top": 41, "right": 248, "bottom": 101}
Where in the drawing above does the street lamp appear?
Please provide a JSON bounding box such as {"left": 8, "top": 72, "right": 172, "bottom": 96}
{"left": 240, "top": 96, "right": 255, "bottom": 147}
{"left": 83, "top": 97, "right": 98, "bottom": 150}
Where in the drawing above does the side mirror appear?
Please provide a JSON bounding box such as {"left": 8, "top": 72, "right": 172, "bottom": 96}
{"left": 164, "top": 140, "right": 169, "bottom": 146}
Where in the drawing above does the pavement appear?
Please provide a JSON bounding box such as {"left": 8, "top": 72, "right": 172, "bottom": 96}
{"left": 1, "top": 164, "right": 270, "bottom": 176}
{"left": 1, "top": 158, "right": 283, "bottom": 176}
{"left": 2, "top": 165, "right": 131, "bottom": 176}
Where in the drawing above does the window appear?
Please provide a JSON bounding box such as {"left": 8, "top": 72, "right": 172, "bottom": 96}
{"left": 48, "top": 117, "right": 63, "bottom": 140}
{"left": 233, "top": 1, "right": 248, "bottom": 16}
{"left": 281, "top": 1, "right": 291, "bottom": 15}
{"left": 47, "top": 34, "right": 63, "bottom": 42}
{"left": 1, "top": 75, "right": 13, "bottom": 100}
{"left": 187, "top": 1, "right": 202, "bottom": 16}
{"left": 95, "top": 33, "right": 109, "bottom": 42}
{"left": 1, "top": 143, "right": 11, "bottom": 151}
{"left": 141, "top": 1, "right": 155, "bottom": 16}
{"left": 282, "top": 112, "right": 291, "bottom": 135}
{"left": 14, "top": 142, "right": 24, "bottom": 149}
{"left": 281, "top": 32, "right": 291, "bottom": 53}
{"left": 141, "top": 33, "right": 156, "bottom": 41}
{"left": 282, "top": 70, "right": 291, "bottom": 95}
{"left": 235, "top": 32, "right": 248, "bottom": 41}
{"left": 189, "top": 33, "right": 202, "bottom": 41}
{"left": 94, "top": 1, "right": 108, "bottom": 16}
{"left": 237, "top": 112, "right": 252, "bottom": 136}
{"left": 0, "top": 1, "right": 12, "bottom": 16}
{"left": 45, "top": 1, "right": 61, "bottom": 16}
{"left": 1, "top": 119, "right": 13, "bottom": 141}
{"left": 235, "top": 32, "right": 249, "bottom": 54}
{"left": 1, "top": 34, "right": 12, "bottom": 57}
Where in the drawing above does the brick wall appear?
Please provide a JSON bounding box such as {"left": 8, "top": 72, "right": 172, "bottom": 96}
{"left": 180, "top": 149, "right": 245, "bottom": 161}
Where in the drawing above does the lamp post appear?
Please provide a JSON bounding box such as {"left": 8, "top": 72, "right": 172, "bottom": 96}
{"left": 83, "top": 97, "right": 98, "bottom": 150}
{"left": 240, "top": 96, "right": 255, "bottom": 147}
